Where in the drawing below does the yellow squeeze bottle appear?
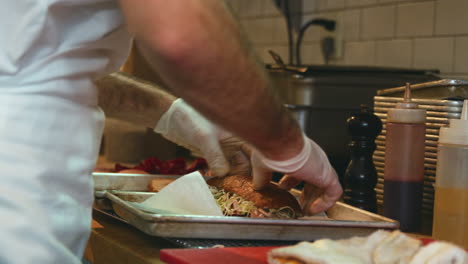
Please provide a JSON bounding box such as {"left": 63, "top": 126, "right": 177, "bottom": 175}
{"left": 432, "top": 99, "right": 468, "bottom": 248}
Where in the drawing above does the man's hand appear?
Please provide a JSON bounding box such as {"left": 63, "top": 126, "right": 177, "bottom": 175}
{"left": 251, "top": 134, "right": 342, "bottom": 215}
{"left": 154, "top": 98, "right": 250, "bottom": 177}
{"left": 218, "top": 137, "right": 252, "bottom": 177}
{"left": 191, "top": 136, "right": 252, "bottom": 177}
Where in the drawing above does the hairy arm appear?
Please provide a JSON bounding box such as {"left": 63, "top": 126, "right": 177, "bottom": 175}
{"left": 117, "top": 0, "right": 303, "bottom": 160}
{"left": 95, "top": 72, "right": 176, "bottom": 128}
{"left": 121, "top": 43, "right": 170, "bottom": 88}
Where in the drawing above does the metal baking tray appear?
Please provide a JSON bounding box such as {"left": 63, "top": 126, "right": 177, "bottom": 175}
{"left": 93, "top": 172, "right": 182, "bottom": 191}
{"left": 377, "top": 79, "right": 468, "bottom": 99}
{"left": 93, "top": 173, "right": 399, "bottom": 241}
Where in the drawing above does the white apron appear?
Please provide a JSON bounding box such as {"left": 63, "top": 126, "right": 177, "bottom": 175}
{"left": 0, "top": 0, "right": 131, "bottom": 263}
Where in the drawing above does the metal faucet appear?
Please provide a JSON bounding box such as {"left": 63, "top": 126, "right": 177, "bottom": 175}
{"left": 295, "top": 18, "right": 336, "bottom": 66}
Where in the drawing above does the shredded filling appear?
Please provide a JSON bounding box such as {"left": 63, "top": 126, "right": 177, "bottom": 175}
{"left": 209, "top": 186, "right": 296, "bottom": 219}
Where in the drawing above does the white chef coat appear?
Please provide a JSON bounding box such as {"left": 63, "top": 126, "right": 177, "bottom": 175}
{"left": 0, "top": 0, "right": 131, "bottom": 263}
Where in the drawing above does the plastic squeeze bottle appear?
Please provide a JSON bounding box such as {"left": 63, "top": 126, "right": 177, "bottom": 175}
{"left": 432, "top": 99, "right": 468, "bottom": 248}
{"left": 383, "top": 83, "right": 426, "bottom": 232}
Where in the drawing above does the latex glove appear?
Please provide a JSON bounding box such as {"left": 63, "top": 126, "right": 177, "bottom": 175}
{"left": 251, "top": 133, "right": 342, "bottom": 215}
{"left": 211, "top": 137, "right": 252, "bottom": 177}
{"left": 154, "top": 98, "right": 249, "bottom": 176}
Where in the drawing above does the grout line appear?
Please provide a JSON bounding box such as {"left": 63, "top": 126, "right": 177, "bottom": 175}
{"left": 432, "top": 0, "right": 437, "bottom": 36}
{"left": 393, "top": 2, "right": 398, "bottom": 39}
{"left": 451, "top": 36, "right": 457, "bottom": 72}
{"left": 358, "top": 5, "right": 363, "bottom": 41}
{"left": 410, "top": 37, "right": 415, "bottom": 68}
{"left": 372, "top": 39, "right": 378, "bottom": 66}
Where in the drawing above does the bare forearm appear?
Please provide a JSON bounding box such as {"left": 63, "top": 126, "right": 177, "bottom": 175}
{"left": 118, "top": 0, "right": 303, "bottom": 160}
{"left": 121, "top": 43, "right": 171, "bottom": 89}
{"left": 95, "top": 72, "right": 176, "bottom": 128}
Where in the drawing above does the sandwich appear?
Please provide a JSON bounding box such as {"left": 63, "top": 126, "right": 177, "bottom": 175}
{"left": 148, "top": 174, "right": 303, "bottom": 219}
{"left": 207, "top": 174, "right": 302, "bottom": 219}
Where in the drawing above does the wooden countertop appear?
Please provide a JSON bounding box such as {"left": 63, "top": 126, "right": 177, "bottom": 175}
{"left": 85, "top": 209, "right": 434, "bottom": 264}
{"left": 85, "top": 210, "right": 175, "bottom": 264}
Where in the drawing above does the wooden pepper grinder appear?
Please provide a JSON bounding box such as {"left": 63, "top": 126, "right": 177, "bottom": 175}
{"left": 343, "top": 105, "right": 382, "bottom": 212}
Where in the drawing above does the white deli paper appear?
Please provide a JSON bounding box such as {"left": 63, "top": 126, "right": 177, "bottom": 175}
{"left": 134, "top": 171, "right": 223, "bottom": 216}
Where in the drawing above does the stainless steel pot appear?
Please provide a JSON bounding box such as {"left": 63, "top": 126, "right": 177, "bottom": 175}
{"left": 268, "top": 64, "right": 440, "bottom": 176}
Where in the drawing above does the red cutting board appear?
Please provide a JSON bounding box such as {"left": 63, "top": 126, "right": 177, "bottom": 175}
{"left": 160, "top": 246, "right": 276, "bottom": 264}
{"left": 159, "top": 239, "right": 447, "bottom": 264}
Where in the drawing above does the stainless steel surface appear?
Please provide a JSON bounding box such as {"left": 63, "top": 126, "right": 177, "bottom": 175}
{"left": 93, "top": 173, "right": 398, "bottom": 241}
{"left": 104, "top": 191, "right": 398, "bottom": 241}
{"left": 377, "top": 79, "right": 468, "bottom": 99}
{"left": 93, "top": 172, "right": 181, "bottom": 191}
{"left": 372, "top": 80, "right": 467, "bottom": 216}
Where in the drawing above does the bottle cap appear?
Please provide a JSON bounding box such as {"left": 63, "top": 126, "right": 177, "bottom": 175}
{"left": 387, "top": 83, "right": 426, "bottom": 123}
{"left": 439, "top": 99, "right": 468, "bottom": 145}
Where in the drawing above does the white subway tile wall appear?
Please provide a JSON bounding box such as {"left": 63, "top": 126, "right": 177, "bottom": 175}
{"left": 378, "top": 0, "right": 401, "bottom": 3}
{"left": 338, "top": 9, "right": 361, "bottom": 41}
{"left": 413, "top": 37, "right": 454, "bottom": 72}
{"left": 361, "top": 6, "right": 396, "bottom": 40}
{"left": 272, "top": 17, "right": 290, "bottom": 44}
{"left": 303, "top": 1, "right": 319, "bottom": 13}
{"left": 261, "top": 0, "right": 282, "bottom": 15}
{"left": 230, "top": 0, "right": 468, "bottom": 77}
{"left": 315, "top": 0, "right": 346, "bottom": 11}
{"left": 396, "top": 2, "right": 435, "bottom": 37}
{"left": 346, "top": 0, "right": 378, "bottom": 7}
{"left": 435, "top": 0, "right": 468, "bottom": 35}
{"left": 376, "top": 39, "right": 412, "bottom": 67}
{"left": 242, "top": 18, "right": 276, "bottom": 44}
{"left": 301, "top": 43, "right": 325, "bottom": 64}
{"left": 454, "top": 37, "right": 468, "bottom": 73}
{"left": 344, "top": 41, "right": 376, "bottom": 65}
{"left": 238, "top": 0, "right": 263, "bottom": 18}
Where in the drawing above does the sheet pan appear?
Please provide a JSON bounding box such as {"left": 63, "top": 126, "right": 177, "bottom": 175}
{"left": 93, "top": 173, "right": 399, "bottom": 241}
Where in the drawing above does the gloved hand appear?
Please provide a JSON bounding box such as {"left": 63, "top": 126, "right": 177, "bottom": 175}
{"left": 191, "top": 136, "right": 252, "bottom": 177}
{"left": 251, "top": 133, "right": 342, "bottom": 215}
{"left": 212, "top": 136, "right": 252, "bottom": 177}
{"left": 154, "top": 98, "right": 250, "bottom": 176}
